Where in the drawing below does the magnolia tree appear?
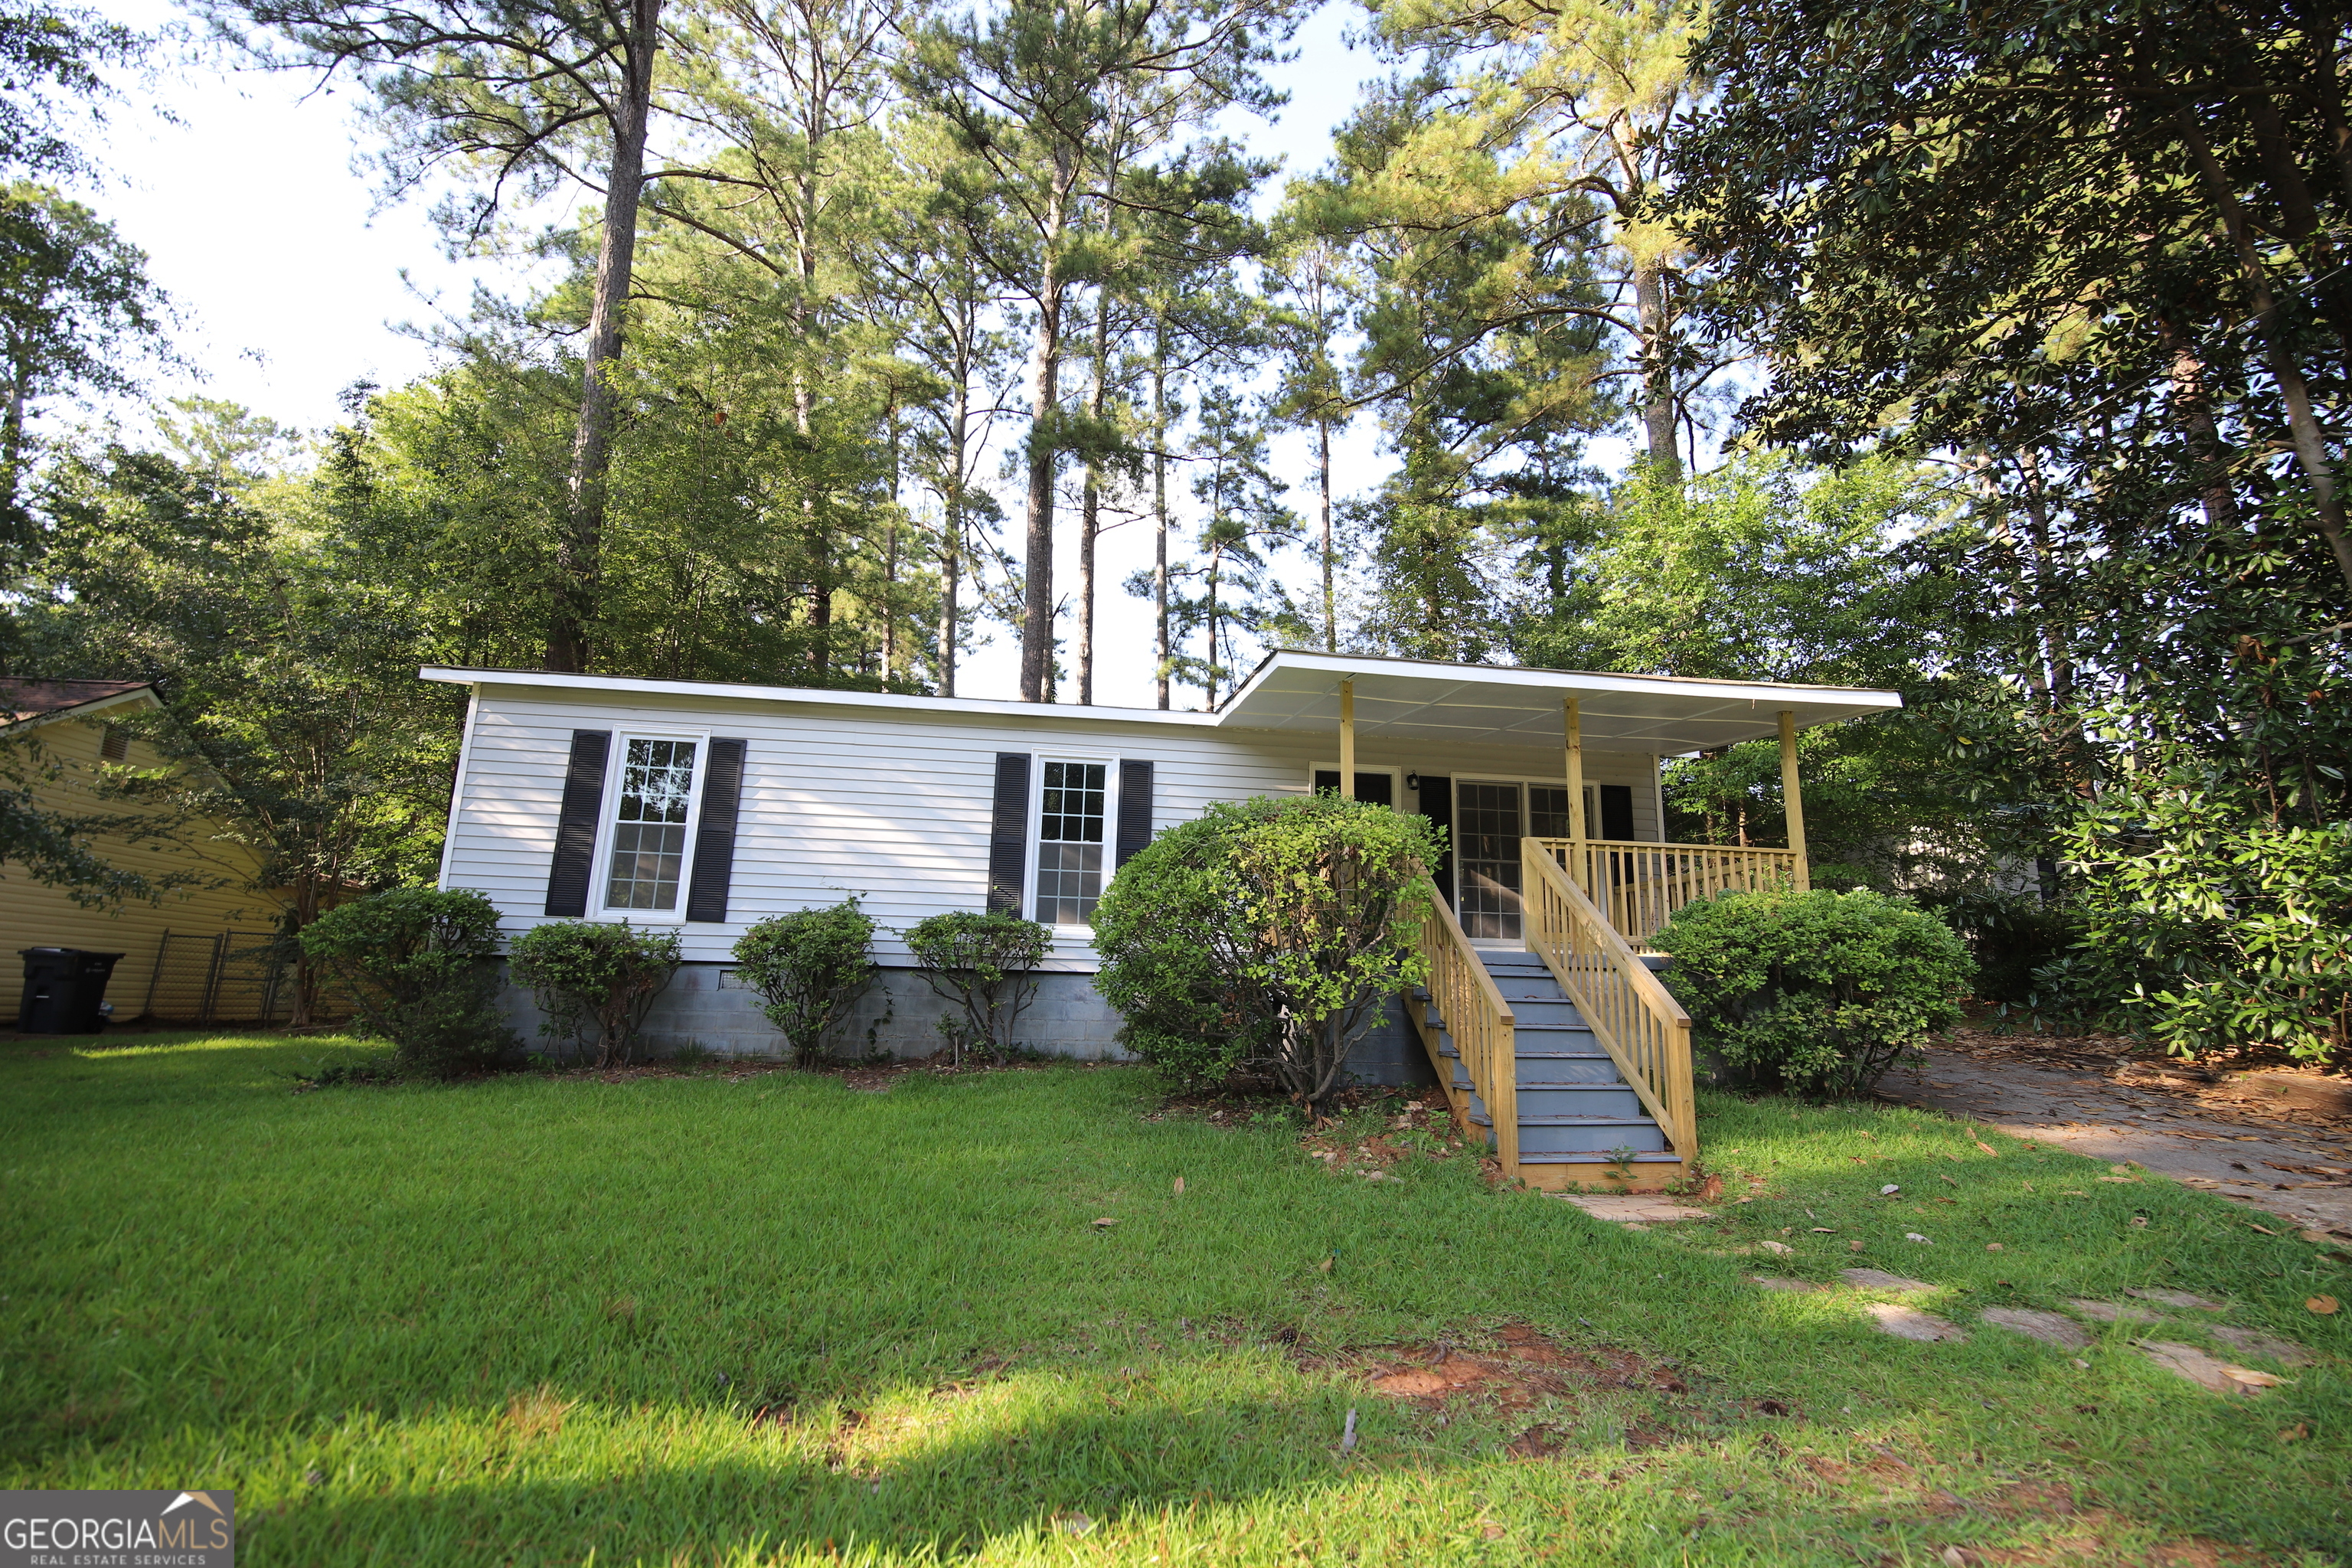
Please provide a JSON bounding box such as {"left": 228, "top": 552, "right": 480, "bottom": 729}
{"left": 1093, "top": 795, "right": 1441, "bottom": 1114}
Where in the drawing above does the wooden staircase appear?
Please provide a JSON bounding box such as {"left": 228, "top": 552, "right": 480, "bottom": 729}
{"left": 1419, "top": 950, "right": 1681, "bottom": 1185}
{"left": 1404, "top": 839, "right": 1700, "bottom": 1192}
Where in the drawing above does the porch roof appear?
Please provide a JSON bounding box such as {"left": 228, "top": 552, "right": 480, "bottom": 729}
{"left": 1216, "top": 651, "right": 1902, "bottom": 753}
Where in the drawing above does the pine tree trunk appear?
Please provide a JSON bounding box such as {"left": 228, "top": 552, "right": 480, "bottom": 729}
{"left": 1078, "top": 291, "right": 1109, "bottom": 705}
{"left": 1632, "top": 262, "right": 1680, "bottom": 475}
{"left": 550, "top": 0, "right": 661, "bottom": 674}
{"left": 1318, "top": 414, "right": 1334, "bottom": 651}
{"left": 1153, "top": 320, "right": 1171, "bottom": 709}
{"left": 1018, "top": 163, "right": 1076, "bottom": 704}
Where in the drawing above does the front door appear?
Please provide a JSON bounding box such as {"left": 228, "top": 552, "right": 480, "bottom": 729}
{"left": 1455, "top": 781, "right": 1524, "bottom": 939}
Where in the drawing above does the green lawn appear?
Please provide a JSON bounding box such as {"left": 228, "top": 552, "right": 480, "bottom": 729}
{"left": 2, "top": 1034, "right": 2347, "bottom": 1566}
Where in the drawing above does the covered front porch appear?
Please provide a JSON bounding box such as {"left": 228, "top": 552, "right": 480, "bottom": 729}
{"left": 1219, "top": 650, "right": 1904, "bottom": 1190}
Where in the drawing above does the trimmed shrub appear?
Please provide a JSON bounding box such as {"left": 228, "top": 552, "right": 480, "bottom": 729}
{"left": 1093, "top": 795, "right": 1441, "bottom": 1112}
{"left": 905, "top": 910, "right": 1049, "bottom": 1066}
{"left": 1653, "top": 887, "right": 1975, "bottom": 1098}
{"left": 297, "top": 887, "right": 520, "bottom": 1078}
{"left": 508, "top": 920, "right": 682, "bottom": 1068}
{"left": 732, "top": 899, "right": 877, "bottom": 1067}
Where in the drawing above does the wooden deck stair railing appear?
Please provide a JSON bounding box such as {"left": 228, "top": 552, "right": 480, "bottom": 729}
{"left": 1529, "top": 838, "right": 1802, "bottom": 952}
{"left": 1403, "top": 892, "right": 1520, "bottom": 1181}
{"left": 1519, "top": 840, "right": 1699, "bottom": 1165}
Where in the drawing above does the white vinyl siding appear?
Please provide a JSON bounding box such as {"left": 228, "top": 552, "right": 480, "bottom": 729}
{"left": 440, "top": 683, "right": 1665, "bottom": 969}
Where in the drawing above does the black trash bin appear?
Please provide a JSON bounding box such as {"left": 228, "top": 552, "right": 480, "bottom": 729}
{"left": 18, "top": 948, "right": 126, "bottom": 1034}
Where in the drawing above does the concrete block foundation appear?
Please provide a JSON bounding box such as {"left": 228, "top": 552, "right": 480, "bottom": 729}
{"left": 497, "top": 962, "right": 1436, "bottom": 1089}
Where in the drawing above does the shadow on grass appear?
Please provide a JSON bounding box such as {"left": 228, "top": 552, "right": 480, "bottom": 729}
{"left": 244, "top": 1380, "right": 1696, "bottom": 1564}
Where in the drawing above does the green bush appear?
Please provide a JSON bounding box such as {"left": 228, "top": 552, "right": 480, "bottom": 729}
{"left": 1093, "top": 795, "right": 1441, "bottom": 1112}
{"left": 905, "top": 910, "right": 1049, "bottom": 1066}
{"left": 1653, "top": 887, "right": 1974, "bottom": 1098}
{"left": 297, "top": 887, "right": 521, "bottom": 1078}
{"left": 508, "top": 920, "right": 683, "bottom": 1068}
{"left": 2036, "top": 763, "right": 2351, "bottom": 1062}
{"left": 731, "top": 900, "right": 877, "bottom": 1067}
{"left": 1923, "top": 889, "right": 2079, "bottom": 1005}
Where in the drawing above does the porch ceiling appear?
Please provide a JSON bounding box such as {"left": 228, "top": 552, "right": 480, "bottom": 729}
{"left": 1215, "top": 650, "right": 1903, "bottom": 753}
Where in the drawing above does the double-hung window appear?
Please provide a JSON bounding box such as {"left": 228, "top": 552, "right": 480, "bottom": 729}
{"left": 1034, "top": 759, "right": 1108, "bottom": 926}
{"left": 603, "top": 737, "right": 701, "bottom": 913}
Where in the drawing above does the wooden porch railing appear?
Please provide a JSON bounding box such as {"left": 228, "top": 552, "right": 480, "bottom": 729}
{"left": 1530, "top": 838, "right": 1803, "bottom": 950}
{"left": 1521, "top": 839, "right": 1698, "bottom": 1161}
{"left": 1405, "top": 893, "right": 1518, "bottom": 1181}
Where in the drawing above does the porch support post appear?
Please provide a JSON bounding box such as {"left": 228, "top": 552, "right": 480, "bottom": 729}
{"left": 1338, "top": 678, "right": 1356, "bottom": 799}
{"left": 1563, "top": 694, "right": 1586, "bottom": 893}
{"left": 1778, "top": 709, "right": 1811, "bottom": 891}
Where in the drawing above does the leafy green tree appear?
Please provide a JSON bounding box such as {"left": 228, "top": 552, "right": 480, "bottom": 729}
{"left": 897, "top": 0, "right": 1306, "bottom": 703}
{"left": 220, "top": 0, "right": 670, "bottom": 673}
{"left": 0, "top": 0, "right": 141, "bottom": 181}
{"left": 0, "top": 183, "right": 163, "bottom": 570}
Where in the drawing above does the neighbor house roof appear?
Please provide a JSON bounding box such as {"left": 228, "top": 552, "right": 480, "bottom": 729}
{"left": 0, "top": 679, "right": 161, "bottom": 736}
{"left": 423, "top": 652, "right": 1901, "bottom": 754}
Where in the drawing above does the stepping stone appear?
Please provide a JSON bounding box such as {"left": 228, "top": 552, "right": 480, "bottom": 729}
{"left": 2137, "top": 1340, "right": 2286, "bottom": 1396}
{"left": 1866, "top": 1302, "right": 1968, "bottom": 1342}
{"left": 1841, "top": 1268, "right": 1934, "bottom": 1293}
{"left": 1751, "top": 1276, "right": 1822, "bottom": 1293}
{"left": 2066, "top": 1298, "right": 2164, "bottom": 1325}
{"left": 1980, "top": 1308, "right": 2092, "bottom": 1349}
{"left": 2127, "top": 1289, "right": 2223, "bottom": 1310}
{"left": 2210, "top": 1325, "right": 2312, "bottom": 1367}
{"left": 1559, "top": 1194, "right": 1712, "bottom": 1223}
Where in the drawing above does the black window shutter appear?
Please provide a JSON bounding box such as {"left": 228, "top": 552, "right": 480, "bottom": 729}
{"left": 1599, "top": 784, "right": 1635, "bottom": 842}
{"left": 1116, "top": 759, "right": 1155, "bottom": 866}
{"left": 1415, "top": 775, "right": 1455, "bottom": 909}
{"left": 684, "top": 738, "right": 747, "bottom": 922}
{"left": 544, "top": 730, "right": 612, "bottom": 917}
{"left": 986, "top": 753, "right": 1031, "bottom": 913}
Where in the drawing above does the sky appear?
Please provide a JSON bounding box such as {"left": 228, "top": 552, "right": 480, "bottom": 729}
{"left": 82, "top": 0, "right": 1409, "bottom": 710}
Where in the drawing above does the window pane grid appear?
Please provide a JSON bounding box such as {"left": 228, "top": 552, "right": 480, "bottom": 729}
{"left": 605, "top": 738, "right": 697, "bottom": 910}
{"left": 1456, "top": 781, "right": 1524, "bottom": 940}
{"left": 1036, "top": 760, "right": 1108, "bottom": 925}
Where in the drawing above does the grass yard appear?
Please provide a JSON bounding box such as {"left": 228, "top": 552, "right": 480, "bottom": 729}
{"left": 2, "top": 1034, "right": 2348, "bottom": 1566}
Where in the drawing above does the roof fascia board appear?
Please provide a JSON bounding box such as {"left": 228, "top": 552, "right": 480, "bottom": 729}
{"left": 420, "top": 668, "right": 1224, "bottom": 727}
{"left": 1217, "top": 649, "right": 1903, "bottom": 720}
{"left": 2, "top": 685, "right": 163, "bottom": 738}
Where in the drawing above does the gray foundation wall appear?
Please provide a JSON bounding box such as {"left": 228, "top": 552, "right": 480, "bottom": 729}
{"left": 497, "top": 962, "right": 1436, "bottom": 1089}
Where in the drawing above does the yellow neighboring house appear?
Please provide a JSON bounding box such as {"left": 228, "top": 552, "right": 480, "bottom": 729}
{"left": 2, "top": 679, "right": 278, "bottom": 1027}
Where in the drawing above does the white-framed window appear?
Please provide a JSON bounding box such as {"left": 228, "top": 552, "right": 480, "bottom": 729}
{"left": 598, "top": 734, "right": 706, "bottom": 916}
{"left": 1032, "top": 756, "right": 1116, "bottom": 927}
{"left": 1306, "top": 763, "right": 1401, "bottom": 808}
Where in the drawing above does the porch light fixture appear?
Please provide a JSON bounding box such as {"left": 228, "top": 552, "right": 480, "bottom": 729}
{"left": 1405, "top": 771, "right": 1419, "bottom": 791}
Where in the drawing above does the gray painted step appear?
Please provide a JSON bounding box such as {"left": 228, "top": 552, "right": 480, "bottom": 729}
{"left": 1414, "top": 947, "right": 1674, "bottom": 1160}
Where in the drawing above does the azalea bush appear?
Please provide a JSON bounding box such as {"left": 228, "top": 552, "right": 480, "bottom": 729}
{"left": 1655, "top": 887, "right": 1973, "bottom": 1097}
{"left": 508, "top": 920, "right": 682, "bottom": 1069}
{"left": 733, "top": 900, "right": 877, "bottom": 1067}
{"left": 905, "top": 910, "right": 1049, "bottom": 1066}
{"left": 297, "top": 887, "right": 520, "bottom": 1078}
{"left": 1093, "top": 795, "right": 1441, "bottom": 1112}
{"left": 2036, "top": 763, "right": 2351, "bottom": 1063}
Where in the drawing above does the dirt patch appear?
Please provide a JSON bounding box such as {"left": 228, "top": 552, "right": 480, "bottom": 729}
{"left": 1324, "top": 1320, "right": 1690, "bottom": 1451}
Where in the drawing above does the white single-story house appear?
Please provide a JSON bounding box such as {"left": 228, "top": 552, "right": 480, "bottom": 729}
{"left": 430, "top": 648, "right": 1898, "bottom": 1155}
